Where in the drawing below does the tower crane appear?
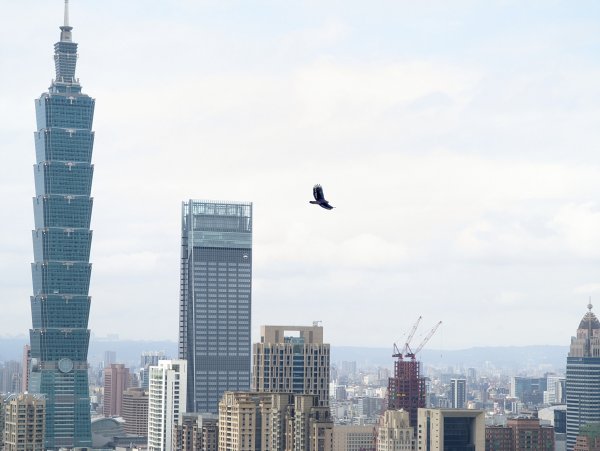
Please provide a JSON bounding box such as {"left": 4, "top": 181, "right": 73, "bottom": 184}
{"left": 406, "top": 321, "right": 442, "bottom": 360}
{"left": 392, "top": 316, "right": 422, "bottom": 359}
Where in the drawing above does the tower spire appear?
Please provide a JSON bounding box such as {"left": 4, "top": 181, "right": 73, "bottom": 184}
{"left": 64, "top": 0, "right": 69, "bottom": 27}
{"left": 59, "top": 0, "right": 73, "bottom": 42}
{"left": 55, "top": 0, "right": 77, "bottom": 85}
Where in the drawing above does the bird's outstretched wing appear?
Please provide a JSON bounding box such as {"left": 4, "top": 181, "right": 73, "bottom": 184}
{"left": 313, "top": 184, "right": 325, "bottom": 201}
{"left": 310, "top": 184, "right": 334, "bottom": 209}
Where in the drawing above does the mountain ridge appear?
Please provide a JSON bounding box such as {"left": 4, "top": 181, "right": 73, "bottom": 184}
{"left": 0, "top": 337, "right": 568, "bottom": 371}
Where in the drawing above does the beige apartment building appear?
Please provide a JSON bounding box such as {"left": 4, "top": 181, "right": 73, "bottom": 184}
{"left": 218, "top": 391, "right": 333, "bottom": 451}
{"left": 377, "top": 409, "right": 415, "bottom": 451}
{"left": 333, "top": 425, "right": 376, "bottom": 451}
{"left": 3, "top": 393, "right": 45, "bottom": 451}
{"left": 252, "top": 324, "right": 330, "bottom": 407}
{"left": 172, "top": 412, "right": 218, "bottom": 451}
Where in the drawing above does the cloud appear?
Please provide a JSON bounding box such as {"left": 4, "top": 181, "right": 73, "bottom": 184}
{"left": 573, "top": 284, "right": 600, "bottom": 295}
{"left": 2, "top": 1, "right": 600, "bottom": 349}
{"left": 93, "top": 252, "right": 162, "bottom": 276}
{"left": 551, "top": 203, "right": 600, "bottom": 258}
{"left": 279, "top": 21, "right": 350, "bottom": 53}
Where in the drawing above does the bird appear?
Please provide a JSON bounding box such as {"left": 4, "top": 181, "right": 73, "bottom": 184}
{"left": 309, "top": 184, "right": 334, "bottom": 210}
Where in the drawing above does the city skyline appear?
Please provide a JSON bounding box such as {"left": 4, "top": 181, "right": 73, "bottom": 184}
{"left": 2, "top": 1, "right": 600, "bottom": 349}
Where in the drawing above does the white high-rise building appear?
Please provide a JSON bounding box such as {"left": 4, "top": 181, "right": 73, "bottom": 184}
{"left": 544, "top": 374, "right": 565, "bottom": 404}
{"left": 148, "top": 360, "right": 187, "bottom": 451}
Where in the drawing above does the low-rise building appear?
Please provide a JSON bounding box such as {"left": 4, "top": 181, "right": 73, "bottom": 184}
{"left": 574, "top": 423, "right": 600, "bottom": 451}
{"left": 485, "top": 417, "right": 554, "bottom": 451}
{"left": 333, "top": 425, "right": 375, "bottom": 451}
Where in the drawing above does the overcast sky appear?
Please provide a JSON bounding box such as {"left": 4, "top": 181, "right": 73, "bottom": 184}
{"left": 1, "top": 1, "right": 600, "bottom": 350}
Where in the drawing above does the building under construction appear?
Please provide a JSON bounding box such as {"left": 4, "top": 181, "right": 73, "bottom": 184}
{"left": 387, "top": 317, "right": 441, "bottom": 429}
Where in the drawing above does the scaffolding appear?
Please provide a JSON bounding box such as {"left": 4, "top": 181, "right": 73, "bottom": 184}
{"left": 386, "top": 319, "right": 442, "bottom": 429}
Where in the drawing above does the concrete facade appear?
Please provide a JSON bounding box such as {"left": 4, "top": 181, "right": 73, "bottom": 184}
{"left": 417, "top": 408, "right": 485, "bottom": 451}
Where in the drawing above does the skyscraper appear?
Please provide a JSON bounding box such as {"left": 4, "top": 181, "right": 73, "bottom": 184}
{"left": 103, "top": 363, "right": 130, "bottom": 417}
{"left": 147, "top": 360, "right": 187, "bottom": 451}
{"left": 179, "top": 200, "right": 253, "bottom": 413}
{"left": 566, "top": 303, "right": 600, "bottom": 451}
{"left": 28, "top": 2, "right": 95, "bottom": 448}
{"left": 252, "top": 324, "right": 330, "bottom": 407}
{"left": 387, "top": 356, "right": 426, "bottom": 430}
{"left": 451, "top": 378, "right": 467, "bottom": 409}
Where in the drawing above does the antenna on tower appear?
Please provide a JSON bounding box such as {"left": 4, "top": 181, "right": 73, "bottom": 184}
{"left": 64, "top": 0, "right": 70, "bottom": 27}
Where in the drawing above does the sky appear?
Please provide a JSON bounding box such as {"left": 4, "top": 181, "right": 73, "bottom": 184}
{"left": 2, "top": 0, "right": 600, "bottom": 350}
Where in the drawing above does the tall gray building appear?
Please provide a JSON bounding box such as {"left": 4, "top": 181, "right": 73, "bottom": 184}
{"left": 179, "top": 200, "right": 252, "bottom": 413}
{"left": 566, "top": 303, "right": 600, "bottom": 451}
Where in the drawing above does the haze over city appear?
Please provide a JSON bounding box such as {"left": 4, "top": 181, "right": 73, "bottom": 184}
{"left": 2, "top": 0, "right": 600, "bottom": 349}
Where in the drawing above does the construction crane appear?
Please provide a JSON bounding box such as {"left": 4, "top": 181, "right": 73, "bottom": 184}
{"left": 388, "top": 317, "right": 441, "bottom": 429}
{"left": 393, "top": 316, "right": 422, "bottom": 359}
{"left": 405, "top": 321, "right": 442, "bottom": 360}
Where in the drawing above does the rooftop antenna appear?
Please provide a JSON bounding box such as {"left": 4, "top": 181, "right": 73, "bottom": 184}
{"left": 586, "top": 297, "right": 594, "bottom": 357}
{"left": 64, "top": 0, "right": 70, "bottom": 27}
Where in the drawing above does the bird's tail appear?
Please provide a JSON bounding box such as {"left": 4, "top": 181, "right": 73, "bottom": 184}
{"left": 309, "top": 201, "right": 318, "bottom": 204}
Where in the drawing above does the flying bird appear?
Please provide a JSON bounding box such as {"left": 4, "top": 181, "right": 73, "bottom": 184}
{"left": 310, "top": 184, "right": 334, "bottom": 210}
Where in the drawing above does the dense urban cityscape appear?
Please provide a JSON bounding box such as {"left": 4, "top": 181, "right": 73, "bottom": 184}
{"left": 2, "top": 1, "right": 600, "bottom": 451}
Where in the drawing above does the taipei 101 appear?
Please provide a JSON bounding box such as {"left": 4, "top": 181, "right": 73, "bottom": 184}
{"left": 1, "top": 1, "right": 599, "bottom": 450}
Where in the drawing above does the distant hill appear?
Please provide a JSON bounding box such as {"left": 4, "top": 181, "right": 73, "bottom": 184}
{"left": 0, "top": 336, "right": 178, "bottom": 367}
{"left": 0, "top": 337, "right": 568, "bottom": 372}
{"left": 332, "top": 345, "right": 569, "bottom": 372}
{"left": 0, "top": 337, "right": 28, "bottom": 363}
